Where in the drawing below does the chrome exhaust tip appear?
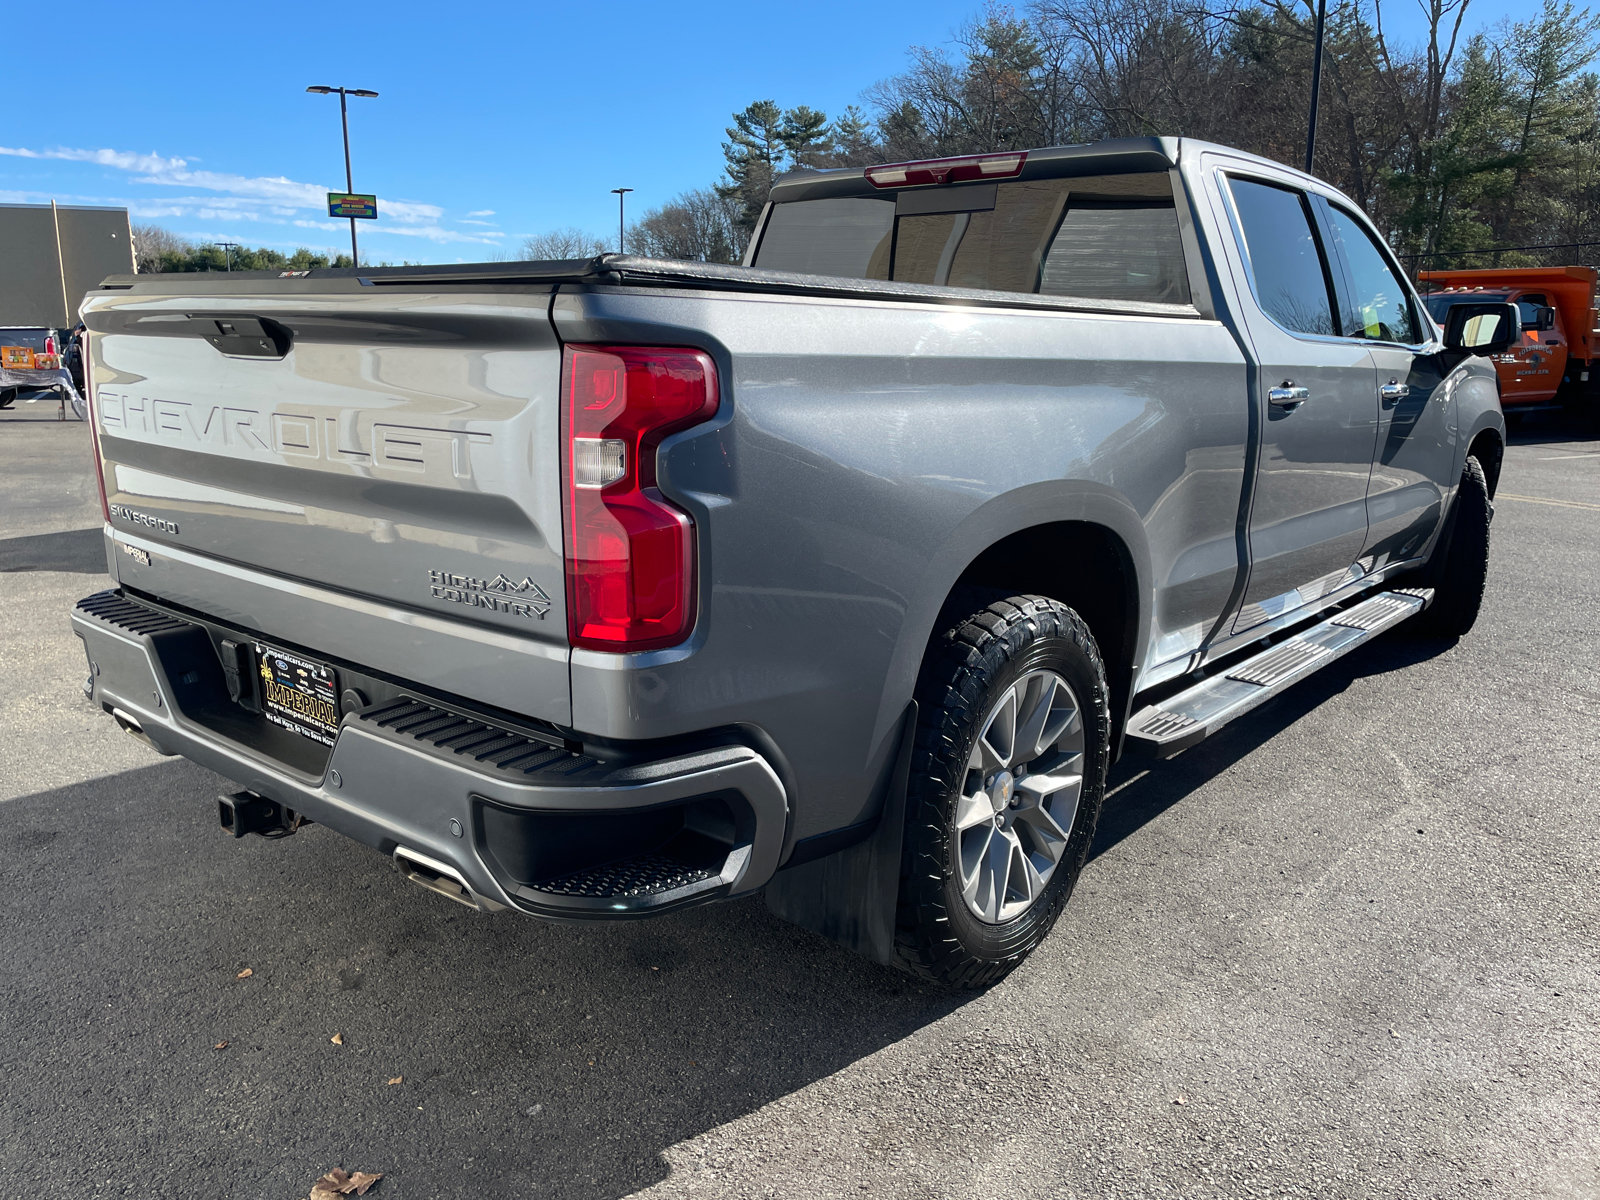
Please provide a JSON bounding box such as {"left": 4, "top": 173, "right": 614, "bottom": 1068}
{"left": 110, "top": 706, "right": 175, "bottom": 756}
{"left": 393, "top": 846, "right": 503, "bottom": 913}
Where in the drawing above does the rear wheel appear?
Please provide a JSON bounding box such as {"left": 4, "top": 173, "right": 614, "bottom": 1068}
{"left": 1414, "top": 455, "right": 1491, "bottom": 638}
{"left": 0, "top": 388, "right": 15, "bottom": 410}
{"left": 895, "top": 594, "right": 1109, "bottom": 990}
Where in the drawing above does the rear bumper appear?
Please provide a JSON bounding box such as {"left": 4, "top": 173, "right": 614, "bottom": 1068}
{"left": 71, "top": 590, "right": 788, "bottom": 919}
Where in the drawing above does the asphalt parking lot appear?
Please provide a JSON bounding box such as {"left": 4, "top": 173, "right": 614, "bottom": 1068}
{"left": 2, "top": 403, "right": 1597, "bottom": 1200}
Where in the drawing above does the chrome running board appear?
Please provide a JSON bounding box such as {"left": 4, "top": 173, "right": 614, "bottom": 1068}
{"left": 1125, "top": 588, "right": 1432, "bottom": 758}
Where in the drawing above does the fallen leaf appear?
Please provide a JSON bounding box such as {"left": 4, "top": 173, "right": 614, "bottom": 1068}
{"left": 331, "top": 1033, "right": 344, "bottom": 1045}
{"left": 309, "top": 1167, "right": 383, "bottom": 1197}
{"left": 386, "top": 1076, "right": 402, "bottom": 1086}
{"left": 214, "top": 1041, "right": 229, "bottom": 1051}
{"left": 236, "top": 968, "right": 253, "bottom": 979}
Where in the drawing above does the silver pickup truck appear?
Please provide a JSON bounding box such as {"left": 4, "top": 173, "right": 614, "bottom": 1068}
{"left": 71, "top": 137, "right": 1514, "bottom": 988}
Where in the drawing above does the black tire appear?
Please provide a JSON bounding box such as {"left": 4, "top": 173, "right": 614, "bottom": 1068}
{"left": 895, "top": 594, "right": 1110, "bottom": 990}
{"left": 1414, "top": 455, "right": 1491, "bottom": 638}
{"left": 0, "top": 388, "right": 15, "bottom": 410}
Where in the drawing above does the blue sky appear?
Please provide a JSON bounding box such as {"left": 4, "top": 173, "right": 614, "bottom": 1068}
{"left": 1, "top": 0, "right": 1526, "bottom": 265}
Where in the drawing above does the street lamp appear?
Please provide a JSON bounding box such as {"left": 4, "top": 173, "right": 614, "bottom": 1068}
{"left": 306, "top": 85, "right": 379, "bottom": 265}
{"left": 611, "top": 187, "right": 633, "bottom": 255}
{"left": 1304, "top": 0, "right": 1327, "bottom": 175}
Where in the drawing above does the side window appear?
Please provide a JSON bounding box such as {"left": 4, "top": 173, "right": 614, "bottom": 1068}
{"left": 1325, "top": 206, "right": 1419, "bottom": 344}
{"left": 1227, "top": 177, "right": 1337, "bottom": 336}
{"left": 1516, "top": 294, "right": 1547, "bottom": 328}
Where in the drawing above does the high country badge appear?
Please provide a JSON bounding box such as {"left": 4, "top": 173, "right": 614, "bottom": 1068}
{"left": 429, "top": 569, "right": 552, "bottom": 620}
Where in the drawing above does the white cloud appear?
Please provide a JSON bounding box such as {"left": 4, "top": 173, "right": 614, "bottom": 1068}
{"left": 467, "top": 209, "right": 495, "bottom": 216}
{"left": 457, "top": 218, "right": 497, "bottom": 226}
{"left": 0, "top": 141, "right": 491, "bottom": 246}
{"left": 0, "top": 145, "right": 188, "bottom": 173}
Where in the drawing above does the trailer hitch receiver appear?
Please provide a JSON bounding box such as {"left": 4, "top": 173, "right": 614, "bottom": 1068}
{"left": 218, "top": 790, "right": 309, "bottom": 839}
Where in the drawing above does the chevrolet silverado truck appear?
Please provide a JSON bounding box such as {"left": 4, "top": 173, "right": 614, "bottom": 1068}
{"left": 71, "top": 138, "right": 1514, "bottom": 989}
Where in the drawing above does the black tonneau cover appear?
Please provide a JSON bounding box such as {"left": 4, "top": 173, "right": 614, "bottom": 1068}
{"left": 94, "top": 253, "right": 1201, "bottom": 321}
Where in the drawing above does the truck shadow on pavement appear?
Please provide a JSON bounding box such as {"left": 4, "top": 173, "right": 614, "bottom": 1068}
{"left": 0, "top": 527, "right": 105, "bottom": 574}
{"left": 1504, "top": 405, "right": 1598, "bottom": 445}
{"left": 0, "top": 627, "right": 1450, "bottom": 1200}
{"left": 0, "top": 755, "right": 961, "bottom": 1200}
{"left": 1093, "top": 628, "right": 1454, "bottom": 861}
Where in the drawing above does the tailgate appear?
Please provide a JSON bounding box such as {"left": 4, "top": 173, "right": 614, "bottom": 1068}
{"left": 83, "top": 282, "right": 570, "bottom": 722}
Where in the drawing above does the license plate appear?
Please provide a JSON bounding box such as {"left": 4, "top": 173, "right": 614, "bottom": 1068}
{"left": 254, "top": 643, "right": 340, "bottom": 745}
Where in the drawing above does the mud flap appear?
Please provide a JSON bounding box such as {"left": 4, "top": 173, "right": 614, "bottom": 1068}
{"left": 763, "top": 702, "right": 917, "bottom": 966}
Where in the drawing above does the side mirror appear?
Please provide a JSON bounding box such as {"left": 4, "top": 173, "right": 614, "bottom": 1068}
{"left": 1443, "top": 302, "right": 1519, "bottom": 356}
{"left": 1522, "top": 305, "right": 1556, "bottom": 332}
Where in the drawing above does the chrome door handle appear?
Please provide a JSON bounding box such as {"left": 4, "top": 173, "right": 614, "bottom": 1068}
{"left": 1268, "top": 384, "right": 1310, "bottom": 408}
{"left": 1380, "top": 381, "right": 1410, "bottom": 405}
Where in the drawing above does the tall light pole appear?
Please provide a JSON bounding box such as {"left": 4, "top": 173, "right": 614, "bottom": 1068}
{"left": 306, "top": 85, "right": 379, "bottom": 265}
{"left": 1304, "top": 0, "right": 1327, "bottom": 175}
{"left": 611, "top": 187, "right": 633, "bottom": 255}
{"left": 215, "top": 241, "right": 239, "bottom": 272}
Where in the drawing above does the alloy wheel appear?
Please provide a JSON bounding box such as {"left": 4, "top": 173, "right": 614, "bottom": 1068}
{"left": 954, "top": 668, "right": 1086, "bottom": 924}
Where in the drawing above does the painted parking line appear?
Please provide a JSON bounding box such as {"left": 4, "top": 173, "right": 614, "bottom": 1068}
{"left": 1537, "top": 451, "right": 1600, "bottom": 460}
{"left": 1497, "top": 492, "right": 1600, "bottom": 511}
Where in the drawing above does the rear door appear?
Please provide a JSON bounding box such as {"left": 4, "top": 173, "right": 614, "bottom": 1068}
{"left": 1209, "top": 168, "right": 1380, "bottom": 633}
{"left": 1316, "top": 202, "right": 1457, "bottom": 571}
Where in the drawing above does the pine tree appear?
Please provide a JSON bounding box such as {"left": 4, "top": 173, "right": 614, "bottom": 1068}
{"left": 780, "top": 105, "right": 833, "bottom": 168}
{"left": 718, "top": 100, "right": 787, "bottom": 238}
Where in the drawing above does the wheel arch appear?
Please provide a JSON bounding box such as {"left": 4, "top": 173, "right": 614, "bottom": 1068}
{"left": 876, "top": 483, "right": 1152, "bottom": 764}
{"left": 1453, "top": 359, "right": 1506, "bottom": 499}
{"left": 1467, "top": 426, "right": 1504, "bottom": 498}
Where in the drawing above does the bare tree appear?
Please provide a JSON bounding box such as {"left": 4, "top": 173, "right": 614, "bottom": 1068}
{"left": 518, "top": 228, "right": 610, "bottom": 260}
{"left": 130, "top": 223, "right": 192, "bottom": 274}
{"left": 628, "top": 189, "right": 744, "bottom": 263}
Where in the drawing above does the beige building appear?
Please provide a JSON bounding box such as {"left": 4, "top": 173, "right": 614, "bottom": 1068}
{"left": 0, "top": 202, "right": 135, "bottom": 327}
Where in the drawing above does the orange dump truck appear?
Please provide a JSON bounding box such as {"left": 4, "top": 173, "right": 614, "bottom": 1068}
{"left": 1419, "top": 266, "right": 1599, "bottom": 410}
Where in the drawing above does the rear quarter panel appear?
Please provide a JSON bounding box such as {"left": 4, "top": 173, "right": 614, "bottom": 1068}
{"left": 555, "top": 286, "right": 1249, "bottom": 845}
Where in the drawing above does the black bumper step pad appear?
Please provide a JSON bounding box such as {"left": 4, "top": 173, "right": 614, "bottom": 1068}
{"left": 358, "top": 698, "right": 606, "bottom": 783}
{"left": 76, "top": 590, "right": 193, "bottom": 636}
{"left": 527, "top": 853, "right": 718, "bottom": 899}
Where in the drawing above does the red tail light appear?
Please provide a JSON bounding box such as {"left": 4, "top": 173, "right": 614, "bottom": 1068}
{"left": 83, "top": 332, "right": 110, "bottom": 521}
{"left": 561, "top": 344, "right": 718, "bottom": 651}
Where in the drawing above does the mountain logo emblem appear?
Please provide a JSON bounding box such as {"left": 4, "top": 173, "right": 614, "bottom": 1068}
{"left": 485, "top": 575, "right": 544, "bottom": 595}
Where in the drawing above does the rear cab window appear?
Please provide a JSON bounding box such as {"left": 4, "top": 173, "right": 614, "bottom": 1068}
{"left": 754, "top": 197, "right": 895, "bottom": 280}
{"left": 753, "top": 171, "right": 1191, "bottom": 305}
